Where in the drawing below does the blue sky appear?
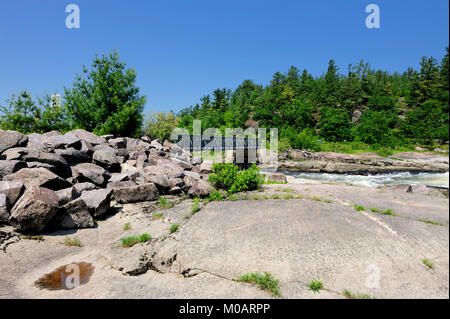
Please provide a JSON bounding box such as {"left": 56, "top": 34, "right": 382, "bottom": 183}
{"left": 0, "top": 0, "right": 448, "bottom": 115}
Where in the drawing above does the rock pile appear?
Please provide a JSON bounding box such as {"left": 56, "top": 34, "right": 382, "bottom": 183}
{"left": 0, "top": 129, "right": 213, "bottom": 232}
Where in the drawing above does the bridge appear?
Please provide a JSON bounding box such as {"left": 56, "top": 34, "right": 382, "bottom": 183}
{"left": 173, "top": 134, "right": 265, "bottom": 152}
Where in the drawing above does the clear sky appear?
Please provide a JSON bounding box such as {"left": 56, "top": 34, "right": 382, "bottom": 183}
{"left": 0, "top": 0, "right": 448, "bottom": 115}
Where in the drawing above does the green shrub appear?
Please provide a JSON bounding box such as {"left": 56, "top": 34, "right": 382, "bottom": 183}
{"left": 208, "top": 190, "right": 226, "bottom": 201}
{"left": 209, "top": 163, "right": 265, "bottom": 194}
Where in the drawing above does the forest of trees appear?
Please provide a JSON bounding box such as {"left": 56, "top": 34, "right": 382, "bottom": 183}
{"left": 0, "top": 48, "right": 448, "bottom": 154}
{"left": 177, "top": 47, "right": 449, "bottom": 152}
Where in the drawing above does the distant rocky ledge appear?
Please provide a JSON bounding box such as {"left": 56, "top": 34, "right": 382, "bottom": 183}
{"left": 279, "top": 150, "right": 449, "bottom": 174}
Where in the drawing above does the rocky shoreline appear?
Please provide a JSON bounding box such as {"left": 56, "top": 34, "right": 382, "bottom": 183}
{"left": 279, "top": 150, "right": 449, "bottom": 174}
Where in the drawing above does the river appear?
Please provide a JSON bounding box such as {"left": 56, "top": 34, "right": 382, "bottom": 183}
{"left": 283, "top": 171, "right": 449, "bottom": 189}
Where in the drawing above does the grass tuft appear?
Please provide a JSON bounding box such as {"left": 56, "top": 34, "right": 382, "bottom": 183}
{"left": 354, "top": 204, "right": 366, "bottom": 212}
{"left": 236, "top": 272, "right": 281, "bottom": 297}
{"left": 343, "top": 289, "right": 375, "bottom": 299}
{"left": 121, "top": 233, "right": 151, "bottom": 248}
{"left": 418, "top": 218, "right": 444, "bottom": 226}
{"left": 152, "top": 213, "right": 164, "bottom": 220}
{"left": 63, "top": 237, "right": 81, "bottom": 247}
{"left": 123, "top": 222, "right": 132, "bottom": 230}
{"left": 159, "top": 197, "right": 174, "bottom": 209}
{"left": 170, "top": 223, "right": 179, "bottom": 234}
{"left": 423, "top": 258, "right": 435, "bottom": 269}
{"left": 308, "top": 280, "right": 323, "bottom": 293}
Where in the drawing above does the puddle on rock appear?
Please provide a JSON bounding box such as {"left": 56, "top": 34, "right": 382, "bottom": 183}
{"left": 34, "top": 262, "right": 95, "bottom": 290}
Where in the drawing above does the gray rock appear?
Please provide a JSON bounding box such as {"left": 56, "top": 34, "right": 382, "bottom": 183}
{"left": 0, "top": 194, "right": 9, "bottom": 224}
{"left": 69, "top": 129, "right": 106, "bottom": 146}
{"left": 191, "top": 156, "right": 202, "bottom": 165}
{"left": 55, "top": 187, "right": 76, "bottom": 206}
{"left": 27, "top": 133, "right": 46, "bottom": 151}
{"left": 109, "top": 173, "right": 131, "bottom": 183}
{"left": 52, "top": 199, "right": 95, "bottom": 229}
{"left": 0, "top": 147, "right": 29, "bottom": 161}
{"left": 188, "top": 179, "right": 212, "bottom": 197}
{"left": 155, "top": 159, "right": 184, "bottom": 176}
{"left": 199, "top": 160, "right": 213, "bottom": 174}
{"left": 113, "top": 183, "right": 159, "bottom": 204}
{"left": 0, "top": 181, "right": 25, "bottom": 206}
{"left": 183, "top": 175, "right": 197, "bottom": 188}
{"left": 265, "top": 172, "right": 287, "bottom": 183}
{"left": 109, "top": 138, "right": 127, "bottom": 149}
{"left": 80, "top": 139, "right": 95, "bottom": 155}
{"left": 411, "top": 184, "right": 431, "bottom": 195}
{"left": 43, "top": 130, "right": 61, "bottom": 137}
{"left": 183, "top": 170, "right": 200, "bottom": 180}
{"left": 3, "top": 168, "right": 72, "bottom": 191}
{"left": 169, "top": 186, "right": 183, "bottom": 195}
{"left": 79, "top": 189, "right": 112, "bottom": 217}
{"left": 150, "top": 140, "right": 163, "bottom": 150}
{"left": 73, "top": 182, "right": 97, "bottom": 196}
{"left": 0, "top": 160, "right": 27, "bottom": 179}
{"left": 72, "top": 163, "right": 111, "bottom": 186}
{"left": 23, "top": 151, "right": 71, "bottom": 178}
{"left": 126, "top": 138, "right": 151, "bottom": 153}
{"left": 26, "top": 162, "right": 57, "bottom": 174}
{"left": 43, "top": 133, "right": 81, "bottom": 151}
{"left": 93, "top": 148, "right": 120, "bottom": 172}
{"left": 145, "top": 174, "right": 170, "bottom": 192}
{"left": 54, "top": 148, "right": 90, "bottom": 163}
{"left": 9, "top": 186, "right": 59, "bottom": 232}
{"left": 169, "top": 178, "right": 184, "bottom": 188}
{"left": 393, "top": 184, "right": 413, "bottom": 193}
{"left": 107, "top": 180, "right": 137, "bottom": 190}
{"left": 0, "top": 130, "right": 28, "bottom": 153}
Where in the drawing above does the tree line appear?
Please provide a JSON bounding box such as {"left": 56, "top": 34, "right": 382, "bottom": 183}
{"left": 1, "top": 48, "right": 448, "bottom": 153}
{"left": 178, "top": 47, "right": 449, "bottom": 151}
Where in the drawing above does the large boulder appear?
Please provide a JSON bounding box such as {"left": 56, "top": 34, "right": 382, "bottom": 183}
{"left": 0, "top": 194, "right": 9, "bottom": 224}
{"left": 23, "top": 151, "right": 71, "bottom": 178}
{"left": 52, "top": 199, "right": 95, "bottom": 229}
{"left": 93, "top": 148, "right": 120, "bottom": 172}
{"left": 69, "top": 129, "right": 106, "bottom": 146}
{"left": 55, "top": 187, "right": 77, "bottom": 206}
{"left": 109, "top": 138, "right": 127, "bottom": 149}
{"left": 72, "top": 163, "right": 111, "bottom": 186}
{"left": 79, "top": 189, "right": 112, "bottom": 217}
{"left": 0, "top": 130, "right": 28, "bottom": 153}
{"left": 27, "top": 133, "right": 47, "bottom": 151}
{"left": 188, "top": 179, "right": 212, "bottom": 197}
{"left": 199, "top": 160, "right": 213, "bottom": 174}
{"left": 126, "top": 138, "right": 151, "bottom": 153}
{"left": 0, "top": 181, "right": 25, "bottom": 207}
{"left": 144, "top": 174, "right": 170, "bottom": 192}
{"left": 155, "top": 159, "right": 184, "bottom": 176}
{"left": 43, "top": 133, "right": 81, "bottom": 151}
{"left": 0, "top": 147, "right": 29, "bottom": 161}
{"left": 73, "top": 182, "right": 97, "bottom": 196}
{"left": 113, "top": 183, "right": 159, "bottom": 204}
{"left": 3, "top": 168, "right": 72, "bottom": 191}
{"left": 0, "top": 160, "right": 27, "bottom": 179}
{"left": 54, "top": 148, "right": 91, "bottom": 163}
{"left": 9, "top": 186, "right": 59, "bottom": 232}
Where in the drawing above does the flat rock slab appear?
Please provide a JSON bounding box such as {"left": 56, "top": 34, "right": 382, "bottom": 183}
{"left": 0, "top": 182, "right": 448, "bottom": 299}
